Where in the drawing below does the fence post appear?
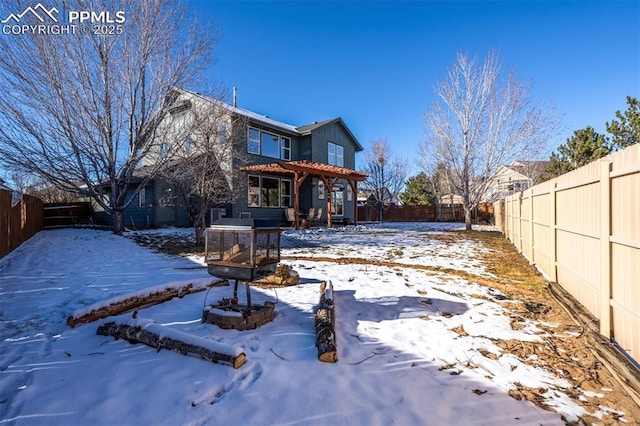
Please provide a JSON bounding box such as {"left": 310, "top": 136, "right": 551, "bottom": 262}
{"left": 600, "top": 159, "right": 612, "bottom": 339}
{"left": 549, "top": 183, "right": 557, "bottom": 283}
{"left": 529, "top": 189, "right": 534, "bottom": 265}
{"left": 517, "top": 192, "right": 523, "bottom": 252}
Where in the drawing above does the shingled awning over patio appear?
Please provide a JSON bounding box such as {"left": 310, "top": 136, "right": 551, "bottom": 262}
{"left": 240, "top": 160, "right": 369, "bottom": 229}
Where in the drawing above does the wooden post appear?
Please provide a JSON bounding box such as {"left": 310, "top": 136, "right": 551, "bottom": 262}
{"left": 517, "top": 192, "right": 523, "bottom": 252}
{"left": 549, "top": 183, "right": 557, "bottom": 283}
{"left": 293, "top": 171, "right": 308, "bottom": 230}
{"left": 529, "top": 188, "right": 535, "bottom": 265}
{"left": 315, "top": 281, "right": 337, "bottom": 363}
{"left": 600, "top": 159, "right": 612, "bottom": 338}
{"left": 350, "top": 180, "right": 358, "bottom": 226}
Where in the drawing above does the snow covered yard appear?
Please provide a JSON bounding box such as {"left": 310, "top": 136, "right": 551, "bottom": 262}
{"left": 0, "top": 224, "right": 637, "bottom": 425}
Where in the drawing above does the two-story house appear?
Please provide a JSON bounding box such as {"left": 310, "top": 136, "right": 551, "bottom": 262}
{"left": 114, "top": 89, "right": 367, "bottom": 229}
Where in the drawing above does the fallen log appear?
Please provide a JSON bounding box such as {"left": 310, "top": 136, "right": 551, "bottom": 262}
{"left": 252, "top": 263, "right": 300, "bottom": 287}
{"left": 96, "top": 318, "right": 246, "bottom": 369}
{"left": 315, "top": 280, "right": 337, "bottom": 363}
{"left": 67, "top": 278, "right": 228, "bottom": 327}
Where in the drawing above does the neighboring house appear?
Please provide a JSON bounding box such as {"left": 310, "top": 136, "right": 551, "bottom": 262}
{"left": 357, "top": 188, "right": 401, "bottom": 206}
{"left": 111, "top": 89, "right": 366, "bottom": 228}
{"left": 485, "top": 161, "right": 551, "bottom": 201}
{"left": 439, "top": 193, "right": 464, "bottom": 206}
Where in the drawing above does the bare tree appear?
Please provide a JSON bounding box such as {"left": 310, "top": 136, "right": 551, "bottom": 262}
{"left": 361, "top": 139, "right": 408, "bottom": 221}
{"left": 158, "top": 90, "right": 249, "bottom": 244}
{"left": 0, "top": 0, "right": 214, "bottom": 233}
{"left": 421, "top": 49, "right": 558, "bottom": 230}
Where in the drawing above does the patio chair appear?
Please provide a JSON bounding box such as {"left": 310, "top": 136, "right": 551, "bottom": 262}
{"left": 313, "top": 208, "right": 323, "bottom": 226}
{"left": 307, "top": 208, "right": 315, "bottom": 221}
{"left": 285, "top": 208, "right": 296, "bottom": 227}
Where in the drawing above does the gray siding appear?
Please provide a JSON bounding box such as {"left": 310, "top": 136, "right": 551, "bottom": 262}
{"left": 306, "top": 122, "right": 360, "bottom": 222}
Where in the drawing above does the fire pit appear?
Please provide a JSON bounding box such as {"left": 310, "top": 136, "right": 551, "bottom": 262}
{"left": 202, "top": 218, "right": 281, "bottom": 330}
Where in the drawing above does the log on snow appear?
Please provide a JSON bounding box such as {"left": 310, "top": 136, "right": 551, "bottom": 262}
{"left": 96, "top": 318, "right": 246, "bottom": 369}
{"left": 67, "top": 279, "right": 227, "bottom": 327}
{"left": 315, "top": 280, "right": 337, "bottom": 363}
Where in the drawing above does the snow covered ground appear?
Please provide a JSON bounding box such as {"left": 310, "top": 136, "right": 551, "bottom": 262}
{"left": 0, "top": 224, "right": 626, "bottom": 425}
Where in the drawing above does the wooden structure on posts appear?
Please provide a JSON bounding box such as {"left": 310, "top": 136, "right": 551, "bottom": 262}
{"left": 494, "top": 143, "right": 640, "bottom": 368}
{"left": 0, "top": 189, "right": 43, "bottom": 259}
{"left": 241, "top": 160, "right": 368, "bottom": 229}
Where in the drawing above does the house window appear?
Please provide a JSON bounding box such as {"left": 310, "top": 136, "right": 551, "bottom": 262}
{"left": 248, "top": 175, "right": 260, "bottom": 206}
{"left": 328, "top": 142, "right": 343, "bottom": 166}
{"left": 218, "top": 123, "right": 227, "bottom": 143}
{"left": 247, "top": 126, "right": 291, "bottom": 160}
{"left": 139, "top": 188, "right": 146, "bottom": 208}
{"left": 261, "top": 177, "right": 280, "bottom": 207}
{"left": 261, "top": 131, "right": 279, "bottom": 158}
{"left": 247, "top": 175, "right": 292, "bottom": 208}
{"left": 281, "top": 180, "right": 292, "bottom": 207}
{"left": 248, "top": 128, "right": 260, "bottom": 154}
{"left": 281, "top": 136, "right": 291, "bottom": 160}
{"left": 318, "top": 180, "right": 325, "bottom": 199}
{"left": 346, "top": 184, "right": 353, "bottom": 202}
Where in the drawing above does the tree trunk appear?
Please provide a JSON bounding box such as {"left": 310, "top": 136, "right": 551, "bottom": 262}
{"left": 113, "top": 209, "right": 125, "bottom": 234}
{"left": 97, "top": 318, "right": 246, "bottom": 369}
{"left": 67, "top": 279, "right": 226, "bottom": 327}
{"left": 464, "top": 205, "right": 472, "bottom": 231}
{"left": 315, "top": 281, "right": 337, "bottom": 363}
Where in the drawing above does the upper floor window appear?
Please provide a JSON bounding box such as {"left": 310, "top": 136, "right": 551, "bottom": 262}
{"left": 328, "top": 142, "right": 343, "bottom": 167}
{"left": 248, "top": 128, "right": 260, "bottom": 154}
{"left": 247, "top": 127, "right": 291, "bottom": 160}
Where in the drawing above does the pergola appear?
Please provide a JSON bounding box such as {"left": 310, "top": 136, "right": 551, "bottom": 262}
{"left": 240, "top": 160, "right": 369, "bottom": 229}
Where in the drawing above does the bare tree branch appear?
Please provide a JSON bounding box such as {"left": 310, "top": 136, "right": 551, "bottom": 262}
{"left": 157, "top": 89, "right": 249, "bottom": 244}
{"left": 421, "top": 49, "right": 559, "bottom": 230}
{"left": 361, "top": 139, "right": 408, "bottom": 221}
{"left": 0, "top": 0, "right": 216, "bottom": 233}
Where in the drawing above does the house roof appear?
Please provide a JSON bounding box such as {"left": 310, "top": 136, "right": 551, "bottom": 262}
{"left": 176, "top": 88, "right": 363, "bottom": 151}
{"left": 296, "top": 118, "right": 364, "bottom": 152}
{"left": 241, "top": 160, "right": 369, "bottom": 182}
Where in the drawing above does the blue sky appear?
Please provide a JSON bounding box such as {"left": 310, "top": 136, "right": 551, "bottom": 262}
{"left": 191, "top": 0, "right": 639, "bottom": 173}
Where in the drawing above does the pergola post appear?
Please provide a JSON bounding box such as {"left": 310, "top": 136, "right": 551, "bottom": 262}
{"left": 293, "top": 171, "right": 308, "bottom": 230}
{"left": 349, "top": 180, "right": 358, "bottom": 226}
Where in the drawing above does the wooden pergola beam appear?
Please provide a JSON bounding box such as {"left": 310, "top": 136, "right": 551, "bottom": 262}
{"left": 240, "top": 160, "right": 368, "bottom": 228}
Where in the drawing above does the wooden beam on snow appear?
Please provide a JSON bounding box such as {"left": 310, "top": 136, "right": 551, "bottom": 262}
{"left": 96, "top": 318, "right": 246, "bottom": 369}
{"left": 67, "top": 279, "right": 227, "bottom": 327}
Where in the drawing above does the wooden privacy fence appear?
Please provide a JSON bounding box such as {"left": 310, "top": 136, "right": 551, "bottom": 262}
{"left": 494, "top": 143, "right": 640, "bottom": 365}
{"left": 358, "top": 203, "right": 494, "bottom": 223}
{"left": 0, "top": 189, "right": 44, "bottom": 259}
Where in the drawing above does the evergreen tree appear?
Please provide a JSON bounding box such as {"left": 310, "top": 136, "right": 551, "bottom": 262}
{"left": 400, "top": 172, "right": 435, "bottom": 205}
{"left": 606, "top": 96, "right": 640, "bottom": 150}
{"left": 543, "top": 126, "right": 611, "bottom": 180}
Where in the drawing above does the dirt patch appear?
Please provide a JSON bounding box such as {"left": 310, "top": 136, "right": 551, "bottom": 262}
{"left": 127, "top": 232, "right": 205, "bottom": 258}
